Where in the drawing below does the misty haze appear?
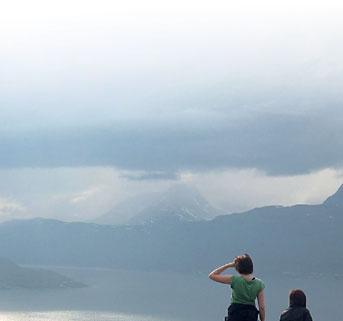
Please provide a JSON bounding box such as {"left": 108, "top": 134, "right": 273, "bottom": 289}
{"left": 1, "top": 0, "right": 343, "bottom": 320}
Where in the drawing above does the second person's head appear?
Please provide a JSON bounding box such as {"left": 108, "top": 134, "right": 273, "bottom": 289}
{"left": 289, "top": 289, "right": 307, "bottom": 307}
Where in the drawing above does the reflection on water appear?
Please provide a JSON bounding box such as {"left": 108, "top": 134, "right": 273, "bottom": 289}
{"left": 0, "top": 311, "right": 172, "bottom": 321}
{"left": 0, "top": 266, "right": 341, "bottom": 321}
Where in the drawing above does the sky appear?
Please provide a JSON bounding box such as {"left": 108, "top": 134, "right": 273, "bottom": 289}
{"left": 1, "top": 0, "right": 343, "bottom": 221}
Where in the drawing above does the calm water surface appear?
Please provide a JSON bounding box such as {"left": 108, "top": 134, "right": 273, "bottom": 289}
{"left": 0, "top": 267, "right": 341, "bottom": 321}
{"left": 0, "top": 311, "right": 175, "bottom": 321}
{"left": 0, "top": 311, "right": 177, "bottom": 321}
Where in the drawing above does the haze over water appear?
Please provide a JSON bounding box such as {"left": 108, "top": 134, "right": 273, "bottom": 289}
{"left": 0, "top": 311, "right": 171, "bottom": 321}
{"left": 0, "top": 267, "right": 341, "bottom": 321}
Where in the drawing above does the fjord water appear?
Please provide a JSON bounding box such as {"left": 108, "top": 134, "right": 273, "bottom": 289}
{"left": 0, "top": 266, "right": 341, "bottom": 321}
{"left": 0, "top": 311, "right": 170, "bottom": 321}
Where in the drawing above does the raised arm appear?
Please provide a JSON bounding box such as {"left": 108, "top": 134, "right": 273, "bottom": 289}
{"left": 257, "top": 289, "right": 266, "bottom": 321}
{"left": 208, "top": 262, "right": 235, "bottom": 284}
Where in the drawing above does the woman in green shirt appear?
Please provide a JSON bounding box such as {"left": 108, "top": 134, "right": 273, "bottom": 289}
{"left": 209, "top": 254, "right": 265, "bottom": 321}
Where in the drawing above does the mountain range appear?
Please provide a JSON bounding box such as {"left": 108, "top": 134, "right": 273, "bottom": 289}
{"left": 0, "top": 184, "right": 342, "bottom": 276}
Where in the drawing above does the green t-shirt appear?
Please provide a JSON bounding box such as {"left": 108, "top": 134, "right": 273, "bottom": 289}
{"left": 230, "top": 275, "right": 265, "bottom": 305}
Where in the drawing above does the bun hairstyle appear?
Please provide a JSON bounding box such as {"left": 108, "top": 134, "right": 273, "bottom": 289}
{"left": 235, "top": 253, "right": 253, "bottom": 275}
{"left": 289, "top": 289, "right": 307, "bottom": 307}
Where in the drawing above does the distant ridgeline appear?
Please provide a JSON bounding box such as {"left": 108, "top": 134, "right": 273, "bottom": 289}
{"left": 0, "top": 258, "right": 85, "bottom": 289}
{"left": 0, "top": 185, "right": 342, "bottom": 276}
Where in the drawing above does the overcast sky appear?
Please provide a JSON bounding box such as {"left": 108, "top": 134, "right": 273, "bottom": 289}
{"left": 1, "top": 0, "right": 343, "bottom": 221}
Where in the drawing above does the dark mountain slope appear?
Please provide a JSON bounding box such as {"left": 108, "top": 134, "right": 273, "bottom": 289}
{"left": 0, "top": 185, "right": 342, "bottom": 275}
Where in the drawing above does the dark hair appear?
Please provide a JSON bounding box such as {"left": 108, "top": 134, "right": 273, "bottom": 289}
{"left": 289, "top": 289, "right": 307, "bottom": 307}
{"left": 235, "top": 253, "right": 253, "bottom": 275}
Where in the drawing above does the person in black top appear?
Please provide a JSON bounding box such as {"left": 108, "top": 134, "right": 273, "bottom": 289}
{"left": 280, "top": 289, "right": 313, "bottom": 321}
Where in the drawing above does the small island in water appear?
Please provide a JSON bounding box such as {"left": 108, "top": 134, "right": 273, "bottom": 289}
{"left": 0, "top": 258, "right": 85, "bottom": 289}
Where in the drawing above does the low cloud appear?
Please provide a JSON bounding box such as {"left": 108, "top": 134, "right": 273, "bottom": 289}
{"left": 120, "top": 171, "right": 179, "bottom": 181}
{"left": 70, "top": 186, "right": 103, "bottom": 204}
{"left": 1, "top": 109, "right": 342, "bottom": 176}
{"left": 0, "top": 166, "right": 342, "bottom": 222}
{"left": 182, "top": 167, "right": 343, "bottom": 213}
{"left": 0, "top": 197, "right": 26, "bottom": 221}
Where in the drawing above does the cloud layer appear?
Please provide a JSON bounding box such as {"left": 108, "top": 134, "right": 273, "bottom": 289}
{"left": 1, "top": 109, "right": 343, "bottom": 175}
{"left": 1, "top": 0, "right": 343, "bottom": 221}
{"left": 1, "top": 1, "right": 343, "bottom": 176}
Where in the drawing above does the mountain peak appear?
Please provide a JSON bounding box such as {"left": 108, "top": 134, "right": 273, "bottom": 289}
{"left": 128, "top": 184, "right": 222, "bottom": 225}
{"left": 323, "top": 184, "right": 343, "bottom": 207}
